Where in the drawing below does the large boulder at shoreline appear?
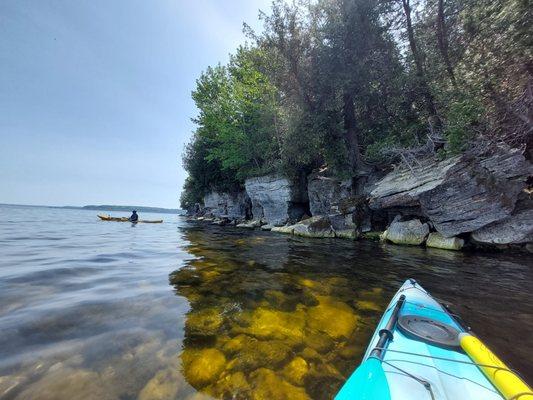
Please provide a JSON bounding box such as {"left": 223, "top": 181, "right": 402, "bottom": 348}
{"left": 245, "top": 175, "right": 308, "bottom": 226}
{"left": 382, "top": 218, "right": 429, "bottom": 245}
{"left": 426, "top": 232, "right": 464, "bottom": 250}
{"left": 203, "top": 191, "right": 250, "bottom": 220}
{"left": 292, "top": 216, "right": 335, "bottom": 238}
{"left": 369, "top": 146, "right": 532, "bottom": 238}
{"left": 471, "top": 208, "right": 533, "bottom": 245}
{"left": 307, "top": 171, "right": 351, "bottom": 216}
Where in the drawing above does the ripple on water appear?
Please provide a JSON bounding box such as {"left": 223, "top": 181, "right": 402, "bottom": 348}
{"left": 0, "top": 207, "right": 532, "bottom": 400}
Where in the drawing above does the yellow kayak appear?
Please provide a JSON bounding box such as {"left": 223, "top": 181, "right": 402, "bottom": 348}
{"left": 97, "top": 215, "right": 163, "bottom": 223}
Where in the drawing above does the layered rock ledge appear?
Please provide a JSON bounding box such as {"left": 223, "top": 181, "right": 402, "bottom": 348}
{"left": 188, "top": 145, "right": 532, "bottom": 252}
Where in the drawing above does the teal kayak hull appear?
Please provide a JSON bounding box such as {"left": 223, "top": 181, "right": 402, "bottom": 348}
{"left": 335, "top": 279, "right": 504, "bottom": 400}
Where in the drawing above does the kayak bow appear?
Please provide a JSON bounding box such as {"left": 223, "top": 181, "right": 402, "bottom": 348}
{"left": 336, "top": 279, "right": 532, "bottom": 400}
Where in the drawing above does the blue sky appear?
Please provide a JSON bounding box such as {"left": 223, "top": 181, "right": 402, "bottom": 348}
{"left": 0, "top": 0, "right": 271, "bottom": 208}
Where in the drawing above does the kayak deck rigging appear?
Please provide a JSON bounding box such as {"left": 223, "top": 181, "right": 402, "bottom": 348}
{"left": 335, "top": 279, "right": 532, "bottom": 400}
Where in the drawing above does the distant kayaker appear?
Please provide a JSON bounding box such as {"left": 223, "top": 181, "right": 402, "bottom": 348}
{"left": 129, "top": 210, "right": 139, "bottom": 222}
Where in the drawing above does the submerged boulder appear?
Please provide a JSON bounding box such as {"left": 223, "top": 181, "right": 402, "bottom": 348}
{"left": 382, "top": 218, "right": 429, "bottom": 245}
{"left": 426, "top": 232, "right": 464, "bottom": 251}
{"left": 249, "top": 368, "right": 310, "bottom": 400}
{"left": 306, "top": 296, "right": 358, "bottom": 339}
{"left": 181, "top": 348, "right": 226, "bottom": 388}
{"left": 245, "top": 175, "right": 308, "bottom": 226}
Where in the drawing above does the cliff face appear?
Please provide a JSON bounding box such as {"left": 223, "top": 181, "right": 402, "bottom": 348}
{"left": 191, "top": 146, "right": 532, "bottom": 251}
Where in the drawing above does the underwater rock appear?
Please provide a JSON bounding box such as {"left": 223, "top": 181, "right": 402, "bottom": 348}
{"left": 302, "top": 330, "right": 334, "bottom": 353}
{"left": 212, "top": 371, "right": 249, "bottom": 399}
{"left": 181, "top": 348, "right": 226, "bottom": 388}
{"left": 306, "top": 296, "right": 358, "bottom": 339}
{"left": 249, "top": 368, "right": 310, "bottom": 400}
{"left": 226, "top": 339, "right": 292, "bottom": 371}
{"left": 0, "top": 374, "right": 26, "bottom": 398}
{"left": 426, "top": 232, "right": 464, "bottom": 250}
{"left": 354, "top": 299, "right": 382, "bottom": 312}
{"left": 282, "top": 356, "right": 309, "bottom": 386}
{"left": 338, "top": 344, "right": 361, "bottom": 360}
{"left": 16, "top": 367, "right": 116, "bottom": 400}
{"left": 221, "top": 334, "right": 254, "bottom": 355}
{"left": 299, "top": 347, "right": 322, "bottom": 361}
{"left": 235, "top": 307, "right": 305, "bottom": 343}
{"left": 382, "top": 218, "right": 429, "bottom": 245}
{"left": 138, "top": 369, "right": 183, "bottom": 400}
{"left": 235, "top": 307, "right": 306, "bottom": 343}
{"left": 185, "top": 308, "right": 224, "bottom": 337}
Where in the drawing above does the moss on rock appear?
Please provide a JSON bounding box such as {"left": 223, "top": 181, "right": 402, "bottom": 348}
{"left": 181, "top": 348, "right": 226, "bottom": 388}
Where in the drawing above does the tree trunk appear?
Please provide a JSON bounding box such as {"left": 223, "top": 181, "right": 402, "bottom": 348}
{"left": 436, "top": 0, "right": 457, "bottom": 87}
{"left": 401, "top": 0, "right": 441, "bottom": 128}
{"left": 343, "top": 92, "right": 362, "bottom": 175}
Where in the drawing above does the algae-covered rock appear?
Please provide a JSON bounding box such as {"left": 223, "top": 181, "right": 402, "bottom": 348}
{"left": 383, "top": 219, "right": 429, "bottom": 245}
{"left": 226, "top": 339, "right": 292, "bottom": 371}
{"left": 306, "top": 296, "right": 358, "bottom": 339}
{"left": 338, "top": 344, "right": 362, "bottom": 360}
{"left": 212, "top": 371, "right": 249, "bottom": 398}
{"left": 249, "top": 368, "right": 310, "bottom": 400}
{"left": 282, "top": 356, "right": 309, "bottom": 386}
{"left": 354, "top": 299, "right": 382, "bottom": 312}
{"left": 138, "top": 369, "right": 182, "bottom": 400}
{"left": 361, "top": 231, "right": 383, "bottom": 241}
{"left": 426, "top": 232, "right": 464, "bottom": 250}
{"left": 181, "top": 348, "right": 226, "bottom": 388}
{"left": 335, "top": 229, "right": 358, "bottom": 239}
{"left": 236, "top": 307, "right": 305, "bottom": 342}
{"left": 271, "top": 225, "right": 295, "bottom": 234}
{"left": 185, "top": 308, "right": 224, "bottom": 336}
{"left": 302, "top": 330, "right": 334, "bottom": 353}
{"left": 221, "top": 334, "right": 254, "bottom": 355}
{"left": 300, "top": 347, "right": 322, "bottom": 361}
{"left": 292, "top": 216, "right": 335, "bottom": 238}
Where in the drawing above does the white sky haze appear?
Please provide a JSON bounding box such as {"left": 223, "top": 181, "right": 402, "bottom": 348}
{"left": 0, "top": 0, "right": 272, "bottom": 208}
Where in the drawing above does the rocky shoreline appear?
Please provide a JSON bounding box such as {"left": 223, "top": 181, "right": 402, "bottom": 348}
{"left": 187, "top": 145, "right": 532, "bottom": 252}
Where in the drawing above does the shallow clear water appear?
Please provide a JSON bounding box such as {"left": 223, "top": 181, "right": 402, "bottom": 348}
{"left": 0, "top": 205, "right": 531, "bottom": 400}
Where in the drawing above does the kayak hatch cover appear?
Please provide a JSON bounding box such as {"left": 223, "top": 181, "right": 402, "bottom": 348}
{"left": 335, "top": 279, "right": 533, "bottom": 400}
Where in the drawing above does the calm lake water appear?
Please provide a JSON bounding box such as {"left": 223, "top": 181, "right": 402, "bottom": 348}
{"left": 0, "top": 204, "right": 532, "bottom": 400}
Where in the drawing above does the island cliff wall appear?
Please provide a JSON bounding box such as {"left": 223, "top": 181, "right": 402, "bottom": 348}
{"left": 189, "top": 145, "right": 532, "bottom": 251}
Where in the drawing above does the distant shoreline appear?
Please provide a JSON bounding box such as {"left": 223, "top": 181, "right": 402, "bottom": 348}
{"left": 0, "top": 203, "right": 183, "bottom": 214}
